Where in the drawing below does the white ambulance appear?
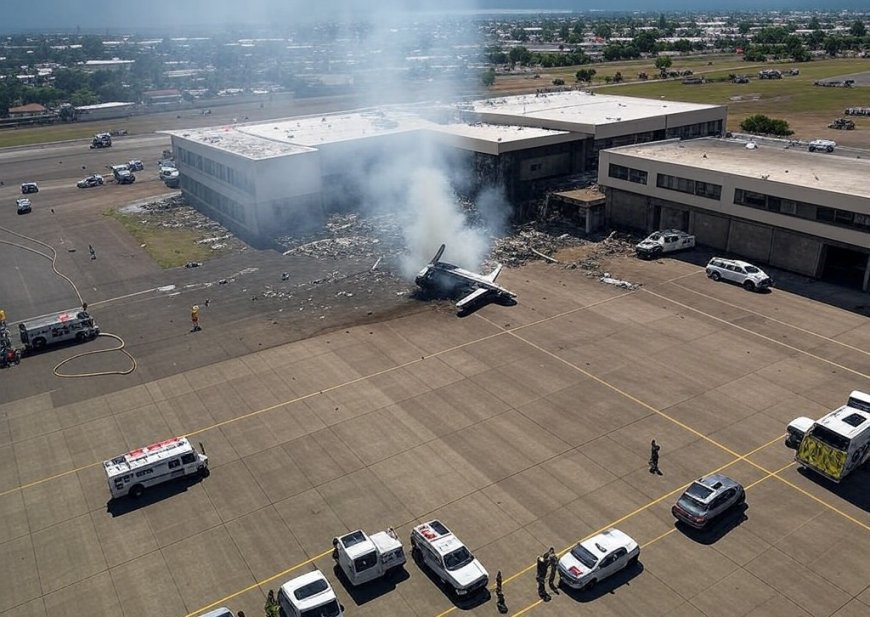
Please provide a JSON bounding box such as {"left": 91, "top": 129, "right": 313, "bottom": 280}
{"left": 103, "top": 436, "right": 209, "bottom": 499}
{"left": 788, "top": 391, "right": 870, "bottom": 483}
{"left": 410, "top": 519, "right": 488, "bottom": 596}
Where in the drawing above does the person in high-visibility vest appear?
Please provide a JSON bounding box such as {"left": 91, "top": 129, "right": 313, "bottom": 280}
{"left": 191, "top": 305, "right": 201, "bottom": 332}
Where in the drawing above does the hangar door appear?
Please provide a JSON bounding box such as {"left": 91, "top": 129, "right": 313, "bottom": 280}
{"left": 820, "top": 244, "right": 869, "bottom": 290}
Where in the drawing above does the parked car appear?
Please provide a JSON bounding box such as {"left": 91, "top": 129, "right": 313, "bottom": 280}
{"left": 557, "top": 529, "right": 639, "bottom": 591}
{"left": 20, "top": 182, "right": 39, "bottom": 194}
{"left": 77, "top": 174, "right": 104, "bottom": 188}
{"left": 127, "top": 159, "right": 145, "bottom": 171}
{"left": 705, "top": 257, "right": 773, "bottom": 291}
{"left": 16, "top": 198, "right": 32, "bottom": 214}
{"left": 672, "top": 474, "right": 745, "bottom": 529}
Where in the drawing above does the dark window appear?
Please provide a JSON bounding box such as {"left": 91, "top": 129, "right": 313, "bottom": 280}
{"left": 628, "top": 168, "right": 648, "bottom": 184}
{"left": 657, "top": 173, "right": 695, "bottom": 195}
{"left": 181, "top": 452, "right": 196, "bottom": 464}
{"left": 353, "top": 551, "right": 378, "bottom": 573}
{"left": 609, "top": 163, "right": 647, "bottom": 185}
{"left": 168, "top": 459, "right": 181, "bottom": 469}
{"left": 735, "top": 188, "right": 767, "bottom": 207}
{"left": 694, "top": 181, "right": 722, "bottom": 200}
{"left": 609, "top": 163, "right": 629, "bottom": 180}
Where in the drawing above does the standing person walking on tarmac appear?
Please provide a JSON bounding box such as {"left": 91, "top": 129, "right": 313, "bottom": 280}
{"left": 190, "top": 305, "right": 201, "bottom": 332}
{"left": 547, "top": 547, "right": 560, "bottom": 592}
{"left": 88, "top": 244, "right": 96, "bottom": 260}
{"left": 264, "top": 589, "right": 279, "bottom": 617}
{"left": 536, "top": 550, "right": 549, "bottom": 599}
{"left": 649, "top": 439, "right": 661, "bottom": 474}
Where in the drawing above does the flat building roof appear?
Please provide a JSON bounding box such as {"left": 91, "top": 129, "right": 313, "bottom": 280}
{"left": 608, "top": 137, "right": 870, "bottom": 199}
{"left": 165, "top": 108, "right": 575, "bottom": 160}
{"left": 467, "top": 90, "right": 722, "bottom": 131}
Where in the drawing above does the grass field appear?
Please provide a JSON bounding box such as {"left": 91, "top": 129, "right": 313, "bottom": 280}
{"left": 494, "top": 55, "right": 870, "bottom": 145}
{"left": 3, "top": 56, "right": 868, "bottom": 149}
{"left": 105, "top": 208, "right": 232, "bottom": 269}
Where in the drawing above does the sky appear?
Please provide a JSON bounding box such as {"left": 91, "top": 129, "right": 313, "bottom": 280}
{"left": 3, "top": 1, "right": 867, "bottom": 32}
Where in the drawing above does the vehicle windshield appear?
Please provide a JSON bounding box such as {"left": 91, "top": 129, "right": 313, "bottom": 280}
{"left": 293, "top": 579, "right": 328, "bottom": 601}
{"left": 300, "top": 599, "right": 341, "bottom": 617}
{"left": 444, "top": 546, "right": 474, "bottom": 571}
{"left": 847, "top": 395, "right": 870, "bottom": 413}
{"left": 677, "top": 493, "right": 708, "bottom": 513}
{"left": 744, "top": 266, "right": 760, "bottom": 274}
{"left": 809, "top": 425, "right": 850, "bottom": 452}
{"left": 570, "top": 544, "right": 599, "bottom": 568}
{"left": 647, "top": 233, "right": 661, "bottom": 241}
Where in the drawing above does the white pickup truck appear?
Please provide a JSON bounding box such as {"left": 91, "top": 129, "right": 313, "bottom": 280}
{"left": 635, "top": 229, "right": 695, "bottom": 259}
{"left": 332, "top": 528, "right": 406, "bottom": 586}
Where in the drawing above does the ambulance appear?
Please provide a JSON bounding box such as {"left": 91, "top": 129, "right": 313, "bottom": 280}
{"left": 788, "top": 391, "right": 870, "bottom": 483}
{"left": 103, "top": 436, "right": 209, "bottom": 499}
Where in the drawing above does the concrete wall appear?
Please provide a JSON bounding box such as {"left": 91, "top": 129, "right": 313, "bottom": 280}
{"left": 727, "top": 220, "right": 773, "bottom": 262}
{"left": 605, "top": 188, "right": 648, "bottom": 231}
{"left": 770, "top": 229, "right": 823, "bottom": 276}
{"left": 691, "top": 211, "right": 730, "bottom": 249}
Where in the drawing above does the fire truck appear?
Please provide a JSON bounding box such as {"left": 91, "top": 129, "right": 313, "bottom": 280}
{"left": 103, "top": 437, "right": 209, "bottom": 499}
{"left": 18, "top": 308, "right": 99, "bottom": 352}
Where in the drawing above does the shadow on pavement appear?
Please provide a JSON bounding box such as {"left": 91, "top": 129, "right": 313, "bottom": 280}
{"left": 797, "top": 466, "right": 870, "bottom": 512}
{"left": 560, "top": 561, "right": 644, "bottom": 602}
{"left": 105, "top": 473, "right": 207, "bottom": 517}
{"left": 332, "top": 565, "right": 410, "bottom": 606}
{"left": 675, "top": 503, "right": 750, "bottom": 544}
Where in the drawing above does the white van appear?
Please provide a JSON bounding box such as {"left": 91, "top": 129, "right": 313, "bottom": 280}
{"left": 103, "top": 436, "right": 209, "bottom": 498}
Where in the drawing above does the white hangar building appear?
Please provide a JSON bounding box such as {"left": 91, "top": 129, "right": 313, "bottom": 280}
{"left": 599, "top": 137, "right": 870, "bottom": 291}
{"left": 164, "top": 91, "right": 726, "bottom": 245}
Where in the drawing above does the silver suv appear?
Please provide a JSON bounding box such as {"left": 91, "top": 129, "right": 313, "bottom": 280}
{"left": 672, "top": 474, "right": 745, "bottom": 529}
{"left": 705, "top": 257, "right": 773, "bottom": 292}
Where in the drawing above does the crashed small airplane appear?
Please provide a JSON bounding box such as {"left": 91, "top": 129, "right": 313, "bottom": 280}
{"left": 415, "top": 244, "right": 517, "bottom": 314}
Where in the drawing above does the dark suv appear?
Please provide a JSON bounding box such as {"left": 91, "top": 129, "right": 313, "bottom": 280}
{"left": 672, "top": 474, "right": 745, "bottom": 529}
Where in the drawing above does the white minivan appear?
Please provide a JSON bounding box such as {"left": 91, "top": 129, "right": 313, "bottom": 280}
{"left": 705, "top": 257, "right": 773, "bottom": 292}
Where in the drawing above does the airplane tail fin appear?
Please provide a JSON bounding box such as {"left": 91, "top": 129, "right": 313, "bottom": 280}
{"left": 483, "top": 263, "right": 503, "bottom": 283}
{"left": 430, "top": 244, "right": 446, "bottom": 265}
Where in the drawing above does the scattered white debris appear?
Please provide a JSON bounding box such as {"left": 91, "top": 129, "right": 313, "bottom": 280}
{"left": 599, "top": 275, "right": 640, "bottom": 290}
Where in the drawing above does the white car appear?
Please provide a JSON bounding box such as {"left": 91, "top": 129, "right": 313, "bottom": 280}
{"left": 635, "top": 229, "right": 695, "bottom": 259}
{"left": 705, "top": 257, "right": 773, "bottom": 292}
{"left": 558, "top": 528, "right": 639, "bottom": 591}
{"left": 277, "top": 570, "right": 343, "bottom": 617}
{"left": 808, "top": 139, "right": 836, "bottom": 153}
{"left": 410, "top": 520, "right": 488, "bottom": 596}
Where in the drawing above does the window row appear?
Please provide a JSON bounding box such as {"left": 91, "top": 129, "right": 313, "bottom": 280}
{"left": 176, "top": 146, "right": 254, "bottom": 195}
{"left": 656, "top": 173, "right": 722, "bottom": 200}
{"left": 181, "top": 176, "right": 249, "bottom": 226}
{"left": 608, "top": 163, "right": 648, "bottom": 185}
{"left": 734, "top": 189, "right": 870, "bottom": 233}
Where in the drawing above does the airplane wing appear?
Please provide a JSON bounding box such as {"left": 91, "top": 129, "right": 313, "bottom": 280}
{"left": 483, "top": 263, "right": 502, "bottom": 283}
{"left": 455, "top": 287, "right": 491, "bottom": 310}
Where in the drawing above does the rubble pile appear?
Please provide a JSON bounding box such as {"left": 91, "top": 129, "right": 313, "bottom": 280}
{"left": 277, "top": 213, "right": 406, "bottom": 259}
{"left": 121, "top": 195, "right": 245, "bottom": 251}
{"left": 489, "top": 225, "right": 584, "bottom": 267}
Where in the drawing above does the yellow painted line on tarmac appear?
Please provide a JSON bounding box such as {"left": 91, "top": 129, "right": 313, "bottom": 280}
{"left": 435, "top": 435, "right": 784, "bottom": 617}
{"left": 669, "top": 279, "right": 870, "bottom": 358}
{"left": 509, "top": 461, "right": 795, "bottom": 617}
{"left": 184, "top": 548, "right": 333, "bottom": 617}
{"left": 771, "top": 474, "right": 870, "bottom": 531}
{"left": 0, "top": 291, "right": 635, "bottom": 498}
{"left": 642, "top": 287, "right": 870, "bottom": 380}
{"left": 511, "top": 600, "right": 544, "bottom": 617}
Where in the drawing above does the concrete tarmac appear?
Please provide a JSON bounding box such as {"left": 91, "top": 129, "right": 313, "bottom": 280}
{"left": 0, "top": 135, "right": 868, "bottom": 617}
